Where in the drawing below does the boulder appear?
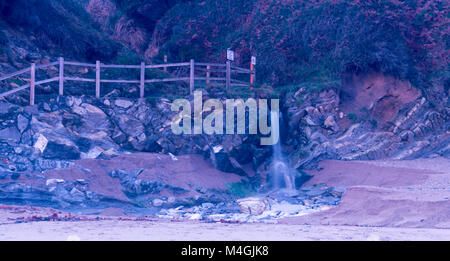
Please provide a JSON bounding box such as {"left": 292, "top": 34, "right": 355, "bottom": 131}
{"left": 0, "top": 127, "right": 21, "bottom": 143}
{"left": 324, "top": 115, "right": 339, "bottom": 132}
{"left": 17, "top": 114, "right": 29, "bottom": 133}
{"left": 0, "top": 101, "right": 17, "bottom": 115}
{"left": 71, "top": 103, "right": 111, "bottom": 132}
{"left": 237, "top": 197, "right": 269, "bottom": 215}
{"left": 114, "top": 114, "right": 144, "bottom": 138}
{"left": 152, "top": 198, "right": 164, "bottom": 207}
{"left": 43, "top": 139, "right": 80, "bottom": 160}
{"left": 69, "top": 188, "right": 85, "bottom": 202}
{"left": 114, "top": 99, "right": 133, "bottom": 109}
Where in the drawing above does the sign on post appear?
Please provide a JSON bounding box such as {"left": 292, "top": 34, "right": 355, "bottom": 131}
{"left": 250, "top": 56, "right": 256, "bottom": 87}
{"left": 227, "top": 49, "right": 234, "bottom": 61}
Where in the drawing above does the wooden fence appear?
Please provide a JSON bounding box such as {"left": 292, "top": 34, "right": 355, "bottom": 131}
{"left": 0, "top": 57, "right": 256, "bottom": 105}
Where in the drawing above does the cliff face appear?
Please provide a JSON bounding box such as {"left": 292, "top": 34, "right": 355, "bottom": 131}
{"left": 0, "top": 0, "right": 448, "bottom": 171}
{"left": 282, "top": 76, "right": 449, "bottom": 169}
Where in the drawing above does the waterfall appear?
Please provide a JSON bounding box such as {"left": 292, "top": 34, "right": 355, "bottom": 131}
{"left": 270, "top": 111, "right": 296, "bottom": 190}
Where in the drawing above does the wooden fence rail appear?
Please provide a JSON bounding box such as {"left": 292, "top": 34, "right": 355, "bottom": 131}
{"left": 0, "top": 57, "right": 256, "bottom": 105}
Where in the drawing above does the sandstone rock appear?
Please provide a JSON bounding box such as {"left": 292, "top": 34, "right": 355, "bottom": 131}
{"left": 304, "top": 115, "right": 318, "bottom": 126}
{"left": 288, "top": 110, "right": 306, "bottom": 130}
{"left": 152, "top": 198, "right": 164, "bottom": 207}
{"left": 69, "top": 188, "right": 85, "bottom": 202}
{"left": 46, "top": 178, "right": 64, "bottom": 186}
{"left": 187, "top": 213, "right": 202, "bottom": 220}
{"left": 0, "top": 101, "right": 16, "bottom": 114}
{"left": 43, "top": 139, "right": 80, "bottom": 160}
{"left": 81, "top": 146, "right": 104, "bottom": 159}
{"left": 114, "top": 114, "right": 144, "bottom": 137}
{"left": 324, "top": 115, "right": 339, "bottom": 132}
{"left": 167, "top": 196, "right": 176, "bottom": 204}
{"left": 237, "top": 197, "right": 269, "bottom": 215}
{"left": 73, "top": 103, "right": 106, "bottom": 116}
{"left": 17, "top": 114, "right": 29, "bottom": 133}
{"left": 114, "top": 99, "right": 133, "bottom": 109}
{"left": 0, "top": 126, "right": 21, "bottom": 143}
{"left": 400, "top": 130, "right": 414, "bottom": 142}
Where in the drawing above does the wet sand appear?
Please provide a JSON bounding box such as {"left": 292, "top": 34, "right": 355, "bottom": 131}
{"left": 1, "top": 219, "right": 450, "bottom": 241}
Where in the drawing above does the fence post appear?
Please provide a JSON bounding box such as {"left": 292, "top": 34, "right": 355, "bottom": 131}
{"left": 226, "top": 60, "right": 231, "bottom": 94}
{"left": 163, "top": 55, "right": 167, "bottom": 73}
{"left": 140, "top": 62, "right": 145, "bottom": 98}
{"left": 95, "top": 60, "right": 100, "bottom": 98}
{"left": 58, "top": 57, "right": 64, "bottom": 95}
{"left": 206, "top": 65, "right": 210, "bottom": 88}
{"left": 190, "top": 59, "right": 195, "bottom": 95}
{"left": 250, "top": 56, "right": 256, "bottom": 89}
{"left": 30, "top": 63, "right": 35, "bottom": 106}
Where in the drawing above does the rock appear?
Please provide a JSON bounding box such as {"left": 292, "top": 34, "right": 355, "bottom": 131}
{"left": 0, "top": 101, "right": 15, "bottom": 114}
{"left": 110, "top": 169, "right": 165, "bottom": 196}
{"left": 201, "top": 203, "right": 215, "bottom": 209}
{"left": 187, "top": 213, "right": 202, "bottom": 220}
{"left": 81, "top": 146, "right": 106, "bottom": 159}
{"left": 213, "top": 145, "right": 223, "bottom": 153}
{"left": 69, "top": 188, "right": 85, "bottom": 202}
{"left": 302, "top": 185, "right": 328, "bottom": 197}
{"left": 72, "top": 103, "right": 106, "bottom": 116}
{"left": 153, "top": 198, "right": 164, "bottom": 207}
{"left": 114, "top": 99, "right": 133, "bottom": 109}
{"left": 46, "top": 178, "right": 64, "bottom": 186}
{"left": 20, "top": 129, "right": 33, "bottom": 145}
{"left": 42, "top": 139, "right": 80, "bottom": 160}
{"left": 288, "top": 110, "right": 306, "bottom": 130}
{"left": 71, "top": 103, "right": 112, "bottom": 133}
{"left": 0, "top": 127, "right": 21, "bottom": 143}
{"left": 33, "top": 134, "right": 48, "bottom": 153}
{"left": 324, "top": 115, "right": 339, "bottom": 132}
{"left": 167, "top": 196, "right": 176, "bottom": 204}
{"left": 42, "top": 103, "right": 51, "bottom": 112}
{"left": 112, "top": 128, "right": 127, "bottom": 144}
{"left": 304, "top": 115, "right": 318, "bottom": 126}
{"left": 114, "top": 114, "right": 144, "bottom": 138}
{"left": 168, "top": 152, "right": 178, "bottom": 161}
{"left": 400, "top": 130, "right": 414, "bottom": 142}
{"left": 237, "top": 197, "right": 269, "bottom": 215}
{"left": 228, "top": 156, "right": 248, "bottom": 176}
{"left": 65, "top": 96, "right": 82, "bottom": 107}
{"left": 17, "top": 114, "right": 29, "bottom": 133}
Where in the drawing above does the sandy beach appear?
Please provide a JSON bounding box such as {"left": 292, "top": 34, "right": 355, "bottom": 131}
{"left": 1, "top": 157, "right": 449, "bottom": 241}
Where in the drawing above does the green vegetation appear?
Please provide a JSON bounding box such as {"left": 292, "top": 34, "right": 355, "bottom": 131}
{"left": 226, "top": 181, "right": 253, "bottom": 198}
{"left": 347, "top": 113, "right": 358, "bottom": 123}
{"left": 114, "top": 48, "right": 141, "bottom": 65}
{"left": 0, "top": 0, "right": 120, "bottom": 60}
{"left": 154, "top": 0, "right": 448, "bottom": 89}
{"left": 0, "top": 0, "right": 447, "bottom": 93}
